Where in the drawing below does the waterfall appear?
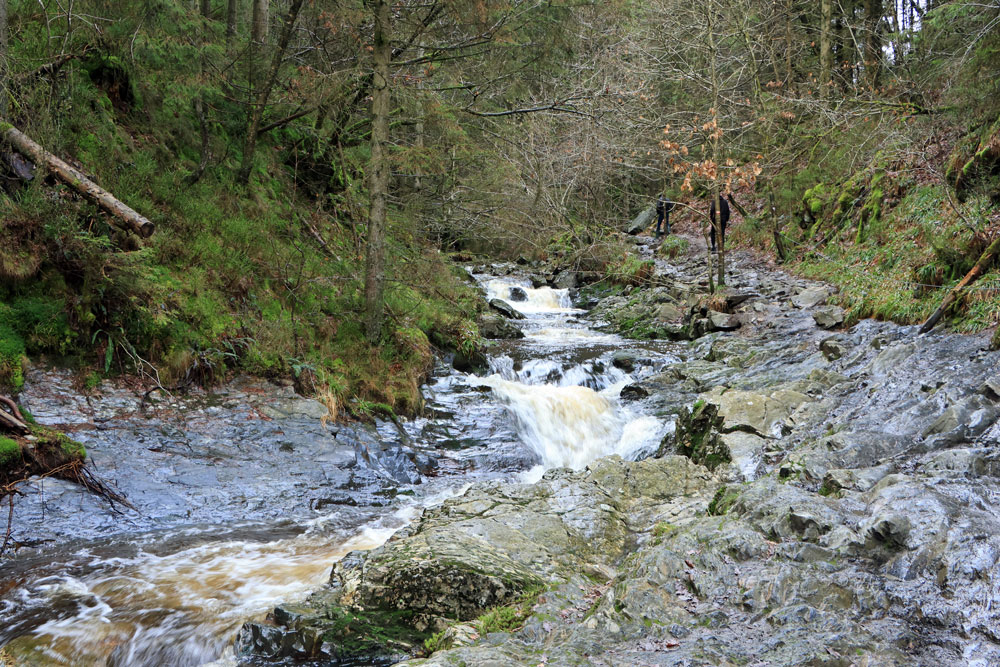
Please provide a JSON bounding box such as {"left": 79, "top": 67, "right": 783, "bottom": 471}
{"left": 476, "top": 375, "right": 663, "bottom": 478}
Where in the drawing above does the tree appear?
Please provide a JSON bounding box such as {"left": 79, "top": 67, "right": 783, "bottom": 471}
{"left": 364, "top": 0, "right": 391, "bottom": 341}
{"left": 0, "top": 0, "right": 7, "bottom": 118}
{"left": 237, "top": 0, "right": 305, "bottom": 185}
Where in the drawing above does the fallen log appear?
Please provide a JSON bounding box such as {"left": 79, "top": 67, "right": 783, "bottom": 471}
{"left": 0, "top": 397, "right": 29, "bottom": 435}
{"left": 1, "top": 125, "right": 155, "bottom": 238}
{"left": 919, "top": 235, "right": 1000, "bottom": 334}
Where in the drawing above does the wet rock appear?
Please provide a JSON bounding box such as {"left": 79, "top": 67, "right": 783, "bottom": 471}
{"left": 508, "top": 286, "right": 528, "bottom": 302}
{"left": 488, "top": 298, "right": 525, "bottom": 320}
{"left": 260, "top": 397, "right": 330, "bottom": 420}
{"left": 819, "top": 335, "right": 847, "bottom": 360}
{"left": 553, "top": 270, "right": 578, "bottom": 289}
{"left": 310, "top": 492, "right": 358, "bottom": 509}
{"left": 790, "top": 285, "right": 833, "bottom": 308}
{"left": 921, "top": 394, "right": 1000, "bottom": 449}
{"left": 354, "top": 442, "right": 422, "bottom": 485}
{"left": 708, "top": 310, "right": 741, "bottom": 331}
{"left": 611, "top": 351, "right": 638, "bottom": 372}
{"left": 812, "top": 305, "right": 845, "bottom": 329}
{"left": 478, "top": 313, "right": 524, "bottom": 340}
{"left": 719, "top": 431, "right": 766, "bottom": 481}
{"left": 619, "top": 383, "right": 649, "bottom": 401}
{"left": 869, "top": 342, "right": 916, "bottom": 376}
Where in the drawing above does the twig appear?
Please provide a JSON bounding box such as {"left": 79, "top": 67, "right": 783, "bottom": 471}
{"left": 1, "top": 494, "right": 13, "bottom": 556}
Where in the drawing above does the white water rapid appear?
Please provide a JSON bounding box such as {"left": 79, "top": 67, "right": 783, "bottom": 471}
{"left": 473, "top": 276, "right": 667, "bottom": 482}
{"left": 2, "top": 269, "right": 679, "bottom": 667}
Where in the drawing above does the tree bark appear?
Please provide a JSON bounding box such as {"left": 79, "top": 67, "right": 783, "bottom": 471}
{"left": 201, "top": 0, "right": 211, "bottom": 18}
{"left": 864, "top": 0, "right": 882, "bottom": 90}
{"left": 707, "top": 0, "right": 725, "bottom": 288}
{"left": 364, "top": 0, "right": 392, "bottom": 341}
{"left": 919, "top": 236, "right": 1000, "bottom": 334}
{"left": 0, "top": 0, "right": 8, "bottom": 118}
{"left": 820, "top": 0, "right": 832, "bottom": 91}
{"left": 226, "top": 0, "right": 238, "bottom": 46}
{"left": 251, "top": 0, "right": 269, "bottom": 45}
{"left": 2, "top": 126, "right": 155, "bottom": 237}
{"left": 237, "top": 0, "right": 304, "bottom": 184}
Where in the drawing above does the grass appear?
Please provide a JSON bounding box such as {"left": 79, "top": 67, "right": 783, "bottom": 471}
{"left": 0, "top": 0, "right": 486, "bottom": 414}
{"left": 739, "top": 174, "right": 1000, "bottom": 338}
{"left": 473, "top": 585, "right": 546, "bottom": 635}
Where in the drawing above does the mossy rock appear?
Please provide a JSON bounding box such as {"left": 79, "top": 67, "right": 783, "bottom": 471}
{"left": 0, "top": 437, "right": 22, "bottom": 468}
{"left": 671, "top": 400, "right": 730, "bottom": 470}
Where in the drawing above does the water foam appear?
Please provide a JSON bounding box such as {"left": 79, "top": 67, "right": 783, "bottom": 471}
{"left": 477, "top": 375, "right": 665, "bottom": 475}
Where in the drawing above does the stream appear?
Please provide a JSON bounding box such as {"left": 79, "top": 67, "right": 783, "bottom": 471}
{"left": 0, "top": 268, "right": 677, "bottom": 666}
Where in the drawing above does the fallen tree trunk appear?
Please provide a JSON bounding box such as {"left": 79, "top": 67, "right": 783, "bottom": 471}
{"left": 919, "top": 235, "right": 1000, "bottom": 334}
{"left": 2, "top": 125, "right": 155, "bottom": 238}
{"left": 0, "top": 396, "right": 28, "bottom": 435}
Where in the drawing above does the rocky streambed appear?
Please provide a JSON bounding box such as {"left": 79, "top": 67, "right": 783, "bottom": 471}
{"left": 241, "top": 240, "right": 1000, "bottom": 666}
{"left": 2, "top": 236, "right": 999, "bottom": 667}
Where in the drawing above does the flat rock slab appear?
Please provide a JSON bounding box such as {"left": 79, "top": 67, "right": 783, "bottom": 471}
{"left": 791, "top": 285, "right": 834, "bottom": 309}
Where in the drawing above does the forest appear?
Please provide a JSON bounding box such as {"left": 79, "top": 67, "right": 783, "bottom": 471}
{"left": 0, "top": 0, "right": 998, "bottom": 411}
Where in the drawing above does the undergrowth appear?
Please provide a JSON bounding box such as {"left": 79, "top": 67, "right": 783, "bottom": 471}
{"left": 0, "top": 0, "right": 484, "bottom": 413}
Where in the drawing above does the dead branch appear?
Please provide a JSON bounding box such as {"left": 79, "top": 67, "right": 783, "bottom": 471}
{"left": 919, "top": 235, "right": 1000, "bottom": 334}
{"left": 1, "top": 126, "right": 155, "bottom": 238}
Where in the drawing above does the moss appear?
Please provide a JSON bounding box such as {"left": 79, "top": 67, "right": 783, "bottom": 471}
{"left": 474, "top": 585, "right": 545, "bottom": 635}
{"left": 802, "top": 183, "right": 828, "bottom": 219}
{"left": 674, "top": 401, "right": 730, "bottom": 470}
{"left": 320, "top": 606, "right": 429, "bottom": 657}
{"left": 707, "top": 485, "right": 740, "bottom": 516}
{"left": 0, "top": 437, "right": 22, "bottom": 467}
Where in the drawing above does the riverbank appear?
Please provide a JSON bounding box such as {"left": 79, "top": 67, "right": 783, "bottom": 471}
{"left": 246, "top": 234, "right": 1000, "bottom": 666}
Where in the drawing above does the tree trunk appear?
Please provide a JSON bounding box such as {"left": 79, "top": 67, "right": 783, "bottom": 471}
{"left": 0, "top": 0, "right": 8, "bottom": 118}
{"left": 237, "top": 0, "right": 304, "bottom": 184}
{"left": 784, "top": 0, "right": 793, "bottom": 84}
{"left": 919, "top": 236, "right": 1000, "bottom": 334}
{"left": 707, "top": 0, "right": 725, "bottom": 288}
{"left": 864, "top": 0, "right": 882, "bottom": 90}
{"left": 820, "top": 0, "right": 832, "bottom": 91}
{"left": 252, "top": 0, "right": 269, "bottom": 45}
{"left": 364, "top": 0, "right": 392, "bottom": 341}
{"left": 226, "top": 0, "right": 238, "bottom": 45}
{"left": 201, "top": 0, "right": 211, "bottom": 18}
{"left": 2, "top": 126, "right": 155, "bottom": 237}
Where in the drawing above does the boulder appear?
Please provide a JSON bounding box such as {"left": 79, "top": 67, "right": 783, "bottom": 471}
{"left": 655, "top": 302, "right": 684, "bottom": 322}
{"left": 619, "top": 383, "right": 649, "bottom": 401}
{"left": 790, "top": 285, "right": 833, "bottom": 308}
{"left": 611, "top": 351, "right": 639, "bottom": 373}
{"left": 488, "top": 298, "right": 526, "bottom": 320}
{"left": 706, "top": 388, "right": 812, "bottom": 439}
{"left": 508, "top": 286, "right": 528, "bottom": 302}
{"left": 478, "top": 314, "right": 524, "bottom": 340}
{"left": 553, "top": 270, "right": 578, "bottom": 290}
{"left": 626, "top": 205, "right": 656, "bottom": 235}
{"left": 812, "top": 305, "right": 845, "bottom": 329}
{"left": 819, "top": 336, "right": 847, "bottom": 361}
{"left": 708, "top": 310, "right": 741, "bottom": 331}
